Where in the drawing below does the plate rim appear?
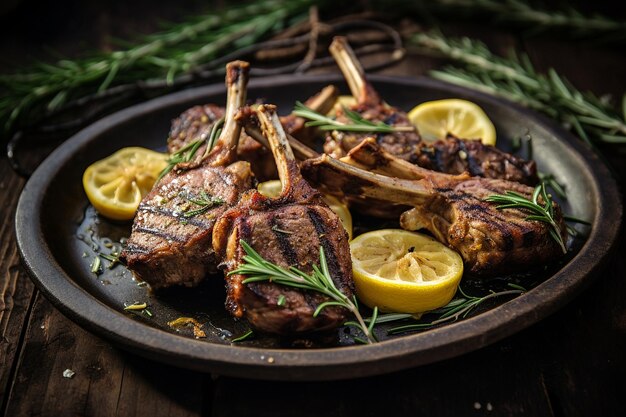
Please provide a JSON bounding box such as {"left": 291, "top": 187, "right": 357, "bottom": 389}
{"left": 15, "top": 74, "right": 623, "bottom": 380}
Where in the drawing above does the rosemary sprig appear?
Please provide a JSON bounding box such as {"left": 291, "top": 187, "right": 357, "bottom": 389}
{"left": 157, "top": 116, "right": 224, "bottom": 181}
{"left": 410, "top": 32, "right": 626, "bottom": 146}
{"left": 229, "top": 240, "right": 377, "bottom": 343}
{"left": 384, "top": 284, "right": 527, "bottom": 335}
{"left": 232, "top": 329, "right": 255, "bottom": 343}
{"left": 179, "top": 190, "right": 224, "bottom": 218}
{"left": 486, "top": 183, "right": 583, "bottom": 253}
{"left": 385, "top": 0, "right": 626, "bottom": 41}
{"left": 539, "top": 172, "right": 567, "bottom": 200}
{"left": 292, "top": 101, "right": 415, "bottom": 134}
{"left": 124, "top": 302, "right": 153, "bottom": 317}
{"left": 0, "top": 0, "right": 315, "bottom": 134}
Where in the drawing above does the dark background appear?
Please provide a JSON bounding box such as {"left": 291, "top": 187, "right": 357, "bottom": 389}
{"left": 1, "top": 1, "right": 625, "bottom": 416}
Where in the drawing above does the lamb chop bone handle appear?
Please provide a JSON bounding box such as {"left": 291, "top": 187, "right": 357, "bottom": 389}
{"left": 301, "top": 154, "right": 432, "bottom": 206}
{"left": 329, "top": 36, "right": 382, "bottom": 106}
{"left": 254, "top": 105, "right": 307, "bottom": 199}
{"left": 235, "top": 109, "right": 319, "bottom": 160}
{"left": 207, "top": 60, "right": 250, "bottom": 167}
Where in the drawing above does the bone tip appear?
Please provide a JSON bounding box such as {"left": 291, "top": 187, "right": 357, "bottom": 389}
{"left": 234, "top": 105, "right": 256, "bottom": 123}
{"left": 256, "top": 104, "right": 278, "bottom": 115}
{"left": 330, "top": 36, "right": 348, "bottom": 50}
{"left": 226, "top": 60, "right": 250, "bottom": 84}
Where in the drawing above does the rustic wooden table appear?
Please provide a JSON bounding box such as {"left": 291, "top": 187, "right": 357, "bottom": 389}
{"left": 1, "top": 2, "right": 625, "bottom": 416}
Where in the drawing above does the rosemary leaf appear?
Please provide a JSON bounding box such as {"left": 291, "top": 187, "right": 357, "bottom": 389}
{"left": 232, "top": 329, "right": 255, "bottom": 343}
{"left": 384, "top": 284, "right": 526, "bottom": 335}
{"left": 292, "top": 101, "right": 414, "bottom": 134}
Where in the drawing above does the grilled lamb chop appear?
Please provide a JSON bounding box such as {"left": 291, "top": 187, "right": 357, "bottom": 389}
{"left": 326, "top": 36, "right": 538, "bottom": 185}
{"left": 325, "top": 36, "right": 421, "bottom": 161}
{"left": 166, "top": 85, "right": 338, "bottom": 181}
{"left": 120, "top": 61, "right": 253, "bottom": 289}
{"left": 167, "top": 104, "right": 225, "bottom": 154}
{"left": 301, "top": 138, "right": 566, "bottom": 276}
{"left": 213, "top": 104, "right": 353, "bottom": 334}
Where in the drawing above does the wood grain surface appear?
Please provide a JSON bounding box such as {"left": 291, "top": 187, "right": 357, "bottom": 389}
{"left": 1, "top": 1, "right": 625, "bottom": 416}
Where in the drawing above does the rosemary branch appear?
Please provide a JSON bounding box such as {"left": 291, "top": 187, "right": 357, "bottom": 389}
{"left": 292, "top": 101, "right": 415, "bottom": 133}
{"left": 0, "top": 0, "right": 316, "bottom": 133}
{"left": 409, "top": 31, "right": 626, "bottom": 146}
{"left": 179, "top": 190, "right": 224, "bottom": 218}
{"left": 380, "top": 284, "right": 527, "bottom": 335}
{"left": 384, "top": 0, "right": 626, "bottom": 41}
{"left": 229, "top": 240, "right": 377, "bottom": 343}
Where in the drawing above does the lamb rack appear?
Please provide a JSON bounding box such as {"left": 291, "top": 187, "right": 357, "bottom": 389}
{"left": 326, "top": 36, "right": 538, "bottom": 185}
{"left": 166, "top": 85, "right": 338, "bottom": 181}
{"left": 213, "top": 105, "right": 353, "bottom": 335}
{"left": 301, "top": 138, "right": 566, "bottom": 276}
{"left": 119, "top": 61, "right": 254, "bottom": 289}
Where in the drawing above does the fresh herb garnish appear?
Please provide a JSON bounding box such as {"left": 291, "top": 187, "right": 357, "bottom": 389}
{"left": 180, "top": 190, "right": 224, "bottom": 217}
{"left": 369, "top": 284, "right": 527, "bottom": 335}
{"left": 292, "top": 101, "right": 415, "bottom": 134}
{"left": 271, "top": 224, "right": 293, "bottom": 234}
{"left": 486, "top": 183, "right": 587, "bottom": 253}
{"left": 539, "top": 172, "right": 567, "bottom": 200}
{"left": 90, "top": 256, "right": 101, "bottom": 274}
{"left": 157, "top": 117, "right": 224, "bottom": 181}
{"left": 124, "top": 302, "right": 154, "bottom": 317}
{"left": 230, "top": 240, "right": 377, "bottom": 343}
{"left": 231, "top": 329, "right": 255, "bottom": 343}
{"left": 277, "top": 294, "right": 286, "bottom": 306}
{"left": 99, "top": 252, "right": 120, "bottom": 268}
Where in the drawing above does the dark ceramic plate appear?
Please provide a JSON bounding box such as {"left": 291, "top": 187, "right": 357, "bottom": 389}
{"left": 16, "top": 75, "right": 622, "bottom": 380}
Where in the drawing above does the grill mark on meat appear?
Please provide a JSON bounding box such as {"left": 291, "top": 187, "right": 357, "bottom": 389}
{"left": 120, "top": 244, "right": 150, "bottom": 255}
{"left": 270, "top": 214, "right": 299, "bottom": 266}
{"left": 430, "top": 184, "right": 541, "bottom": 252}
{"left": 136, "top": 204, "right": 214, "bottom": 229}
{"left": 133, "top": 226, "right": 188, "bottom": 243}
{"left": 306, "top": 208, "right": 343, "bottom": 285}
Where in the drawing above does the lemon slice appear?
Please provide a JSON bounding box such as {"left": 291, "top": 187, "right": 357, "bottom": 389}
{"left": 83, "top": 147, "right": 168, "bottom": 221}
{"left": 407, "top": 99, "right": 496, "bottom": 146}
{"left": 257, "top": 180, "right": 353, "bottom": 240}
{"left": 350, "top": 229, "right": 463, "bottom": 313}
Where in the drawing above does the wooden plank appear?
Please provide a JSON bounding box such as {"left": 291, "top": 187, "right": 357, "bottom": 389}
{"left": 520, "top": 37, "right": 626, "bottom": 417}
{"left": 212, "top": 332, "right": 554, "bottom": 417}
{"left": 4, "top": 293, "right": 209, "bottom": 417}
{"left": 0, "top": 158, "right": 36, "bottom": 411}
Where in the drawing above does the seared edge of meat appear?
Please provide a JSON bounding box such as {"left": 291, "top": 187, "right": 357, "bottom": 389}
{"left": 413, "top": 134, "right": 538, "bottom": 185}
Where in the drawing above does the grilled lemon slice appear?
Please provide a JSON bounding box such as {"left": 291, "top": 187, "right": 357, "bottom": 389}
{"left": 82, "top": 147, "right": 168, "bottom": 221}
{"left": 350, "top": 229, "right": 463, "bottom": 313}
{"left": 408, "top": 99, "right": 496, "bottom": 145}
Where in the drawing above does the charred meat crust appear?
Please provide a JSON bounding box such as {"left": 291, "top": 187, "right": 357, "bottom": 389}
{"left": 413, "top": 134, "right": 538, "bottom": 185}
